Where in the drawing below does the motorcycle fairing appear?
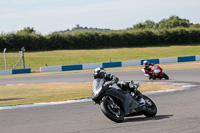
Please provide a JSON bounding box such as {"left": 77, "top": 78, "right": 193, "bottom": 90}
{"left": 92, "top": 78, "right": 105, "bottom": 103}
{"left": 106, "top": 88, "right": 138, "bottom": 116}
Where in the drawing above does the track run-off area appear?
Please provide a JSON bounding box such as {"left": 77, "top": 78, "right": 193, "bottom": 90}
{"left": 0, "top": 68, "right": 200, "bottom": 133}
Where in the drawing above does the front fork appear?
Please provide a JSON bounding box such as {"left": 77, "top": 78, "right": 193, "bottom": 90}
{"left": 102, "top": 96, "right": 120, "bottom": 110}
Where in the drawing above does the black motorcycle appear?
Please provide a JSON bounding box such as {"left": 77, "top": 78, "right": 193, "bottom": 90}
{"left": 92, "top": 79, "right": 157, "bottom": 122}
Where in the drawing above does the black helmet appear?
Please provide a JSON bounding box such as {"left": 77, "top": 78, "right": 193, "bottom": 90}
{"left": 93, "top": 67, "right": 106, "bottom": 79}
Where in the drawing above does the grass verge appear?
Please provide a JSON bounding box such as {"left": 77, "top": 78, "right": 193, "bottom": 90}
{"left": 0, "top": 82, "right": 180, "bottom": 107}
{"left": 1, "top": 45, "right": 200, "bottom": 70}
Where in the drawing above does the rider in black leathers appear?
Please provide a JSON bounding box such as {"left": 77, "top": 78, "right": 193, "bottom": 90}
{"left": 143, "top": 60, "right": 155, "bottom": 80}
{"left": 93, "top": 67, "right": 145, "bottom": 106}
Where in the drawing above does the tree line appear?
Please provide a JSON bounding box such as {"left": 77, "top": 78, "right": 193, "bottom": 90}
{"left": 0, "top": 16, "right": 200, "bottom": 51}
{"left": 133, "top": 15, "right": 192, "bottom": 29}
{"left": 58, "top": 24, "right": 112, "bottom": 33}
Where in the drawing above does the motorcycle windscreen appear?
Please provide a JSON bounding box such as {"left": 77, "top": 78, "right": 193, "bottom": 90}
{"left": 92, "top": 78, "right": 105, "bottom": 97}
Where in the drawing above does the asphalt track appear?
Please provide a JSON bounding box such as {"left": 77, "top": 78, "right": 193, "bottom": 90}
{"left": 1, "top": 69, "right": 200, "bottom": 85}
{"left": 0, "top": 69, "right": 200, "bottom": 133}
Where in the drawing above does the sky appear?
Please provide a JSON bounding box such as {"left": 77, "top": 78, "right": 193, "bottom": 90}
{"left": 0, "top": 0, "right": 200, "bottom": 35}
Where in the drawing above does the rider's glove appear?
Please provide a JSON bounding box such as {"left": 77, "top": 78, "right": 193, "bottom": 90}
{"left": 135, "top": 83, "right": 140, "bottom": 88}
{"left": 128, "top": 81, "right": 134, "bottom": 88}
{"left": 104, "top": 82, "right": 112, "bottom": 88}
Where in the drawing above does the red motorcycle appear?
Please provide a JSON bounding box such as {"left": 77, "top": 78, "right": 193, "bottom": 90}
{"left": 142, "top": 65, "right": 169, "bottom": 80}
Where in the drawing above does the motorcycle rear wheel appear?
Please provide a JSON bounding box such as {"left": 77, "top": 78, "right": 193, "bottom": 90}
{"left": 143, "top": 95, "right": 157, "bottom": 117}
{"left": 100, "top": 100, "right": 124, "bottom": 122}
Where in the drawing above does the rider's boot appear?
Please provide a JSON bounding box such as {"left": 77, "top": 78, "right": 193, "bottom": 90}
{"left": 149, "top": 76, "right": 152, "bottom": 80}
{"left": 152, "top": 75, "right": 156, "bottom": 80}
{"left": 138, "top": 97, "right": 145, "bottom": 106}
{"left": 147, "top": 72, "right": 153, "bottom": 80}
{"left": 127, "top": 82, "right": 146, "bottom": 107}
{"left": 135, "top": 90, "right": 146, "bottom": 107}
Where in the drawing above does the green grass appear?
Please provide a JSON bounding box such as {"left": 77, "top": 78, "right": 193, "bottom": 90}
{"left": 0, "top": 83, "right": 180, "bottom": 107}
{"left": 1, "top": 45, "right": 200, "bottom": 70}
{"left": 0, "top": 83, "right": 91, "bottom": 106}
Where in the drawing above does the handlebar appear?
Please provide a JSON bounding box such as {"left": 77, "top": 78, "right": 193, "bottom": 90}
{"left": 129, "top": 80, "right": 140, "bottom": 89}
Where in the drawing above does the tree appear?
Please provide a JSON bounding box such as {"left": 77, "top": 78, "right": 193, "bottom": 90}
{"left": 133, "top": 15, "right": 192, "bottom": 30}
{"left": 158, "top": 15, "right": 191, "bottom": 29}
{"left": 133, "top": 20, "right": 156, "bottom": 30}
{"left": 144, "top": 20, "right": 156, "bottom": 29}
{"left": 190, "top": 24, "right": 200, "bottom": 28}
{"left": 17, "top": 27, "right": 36, "bottom": 34}
{"left": 133, "top": 22, "right": 146, "bottom": 29}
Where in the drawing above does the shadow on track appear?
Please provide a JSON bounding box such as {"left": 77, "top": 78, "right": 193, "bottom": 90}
{"left": 0, "top": 98, "right": 24, "bottom": 101}
{"left": 124, "top": 115, "right": 173, "bottom": 123}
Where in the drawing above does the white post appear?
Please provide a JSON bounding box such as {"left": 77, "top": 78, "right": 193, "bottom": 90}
{"left": 21, "top": 47, "right": 25, "bottom": 69}
{"left": 3, "top": 48, "right": 7, "bottom": 70}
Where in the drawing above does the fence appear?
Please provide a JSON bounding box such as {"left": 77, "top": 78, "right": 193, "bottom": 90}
{"left": 0, "top": 49, "right": 31, "bottom": 75}
{"left": 0, "top": 50, "right": 25, "bottom": 70}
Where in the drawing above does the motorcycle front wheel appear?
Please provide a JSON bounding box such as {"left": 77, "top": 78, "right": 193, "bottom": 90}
{"left": 100, "top": 100, "right": 124, "bottom": 122}
{"left": 143, "top": 95, "right": 157, "bottom": 117}
{"left": 163, "top": 73, "right": 169, "bottom": 80}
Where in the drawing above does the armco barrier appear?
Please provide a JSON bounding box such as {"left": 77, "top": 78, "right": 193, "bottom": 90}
{"left": 0, "top": 68, "right": 31, "bottom": 75}
{"left": 40, "top": 55, "right": 200, "bottom": 73}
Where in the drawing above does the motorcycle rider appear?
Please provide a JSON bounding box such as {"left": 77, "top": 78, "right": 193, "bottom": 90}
{"left": 93, "top": 67, "right": 145, "bottom": 106}
{"left": 143, "top": 60, "right": 155, "bottom": 80}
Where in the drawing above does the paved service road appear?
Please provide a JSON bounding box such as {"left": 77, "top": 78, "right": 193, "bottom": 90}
{"left": 0, "top": 69, "right": 200, "bottom": 133}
